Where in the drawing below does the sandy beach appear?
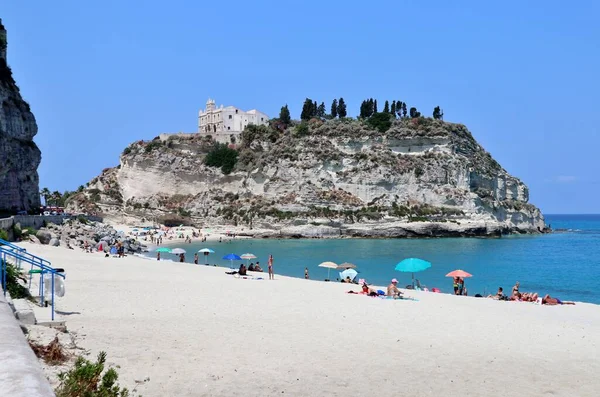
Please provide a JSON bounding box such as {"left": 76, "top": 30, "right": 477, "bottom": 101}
{"left": 19, "top": 242, "right": 600, "bottom": 397}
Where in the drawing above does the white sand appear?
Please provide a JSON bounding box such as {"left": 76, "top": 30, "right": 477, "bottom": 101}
{"left": 19, "top": 243, "right": 600, "bottom": 397}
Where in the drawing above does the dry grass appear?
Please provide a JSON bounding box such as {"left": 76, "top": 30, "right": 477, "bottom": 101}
{"left": 29, "top": 336, "right": 69, "bottom": 365}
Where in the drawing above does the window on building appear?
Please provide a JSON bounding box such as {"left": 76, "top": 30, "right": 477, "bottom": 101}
{"left": 261, "top": 117, "right": 264, "bottom": 121}
{"left": 235, "top": 109, "right": 238, "bottom": 114}
{"left": 227, "top": 126, "right": 230, "bottom": 130}
{"left": 229, "top": 115, "right": 232, "bottom": 119}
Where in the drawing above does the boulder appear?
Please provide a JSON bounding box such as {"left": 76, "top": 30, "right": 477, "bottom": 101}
{"left": 27, "top": 234, "right": 41, "bottom": 244}
{"left": 49, "top": 238, "right": 60, "bottom": 247}
{"left": 36, "top": 230, "right": 52, "bottom": 244}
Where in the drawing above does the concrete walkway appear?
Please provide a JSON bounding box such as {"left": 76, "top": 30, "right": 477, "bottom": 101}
{"left": 0, "top": 293, "right": 54, "bottom": 397}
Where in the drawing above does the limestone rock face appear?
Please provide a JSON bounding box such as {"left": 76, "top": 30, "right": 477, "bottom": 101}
{"left": 0, "top": 19, "right": 41, "bottom": 213}
{"left": 67, "top": 117, "right": 545, "bottom": 237}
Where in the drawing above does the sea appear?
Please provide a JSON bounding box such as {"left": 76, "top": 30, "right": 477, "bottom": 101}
{"left": 146, "top": 214, "right": 600, "bottom": 304}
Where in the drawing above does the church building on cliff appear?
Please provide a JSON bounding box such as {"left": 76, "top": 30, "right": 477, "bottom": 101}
{"left": 198, "top": 99, "right": 269, "bottom": 135}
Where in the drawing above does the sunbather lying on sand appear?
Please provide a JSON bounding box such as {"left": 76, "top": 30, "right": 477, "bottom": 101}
{"left": 541, "top": 295, "right": 575, "bottom": 305}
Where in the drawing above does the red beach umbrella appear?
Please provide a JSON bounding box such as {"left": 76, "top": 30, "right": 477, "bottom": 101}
{"left": 445, "top": 269, "right": 473, "bottom": 278}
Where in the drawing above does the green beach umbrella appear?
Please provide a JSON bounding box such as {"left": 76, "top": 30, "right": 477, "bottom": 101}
{"left": 155, "top": 247, "right": 172, "bottom": 253}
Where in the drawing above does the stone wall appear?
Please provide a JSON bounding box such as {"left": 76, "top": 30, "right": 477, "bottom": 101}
{"left": 0, "top": 214, "right": 104, "bottom": 236}
{"left": 0, "top": 293, "right": 54, "bottom": 397}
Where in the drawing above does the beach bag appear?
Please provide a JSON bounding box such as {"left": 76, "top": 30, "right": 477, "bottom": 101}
{"left": 377, "top": 290, "right": 385, "bottom": 296}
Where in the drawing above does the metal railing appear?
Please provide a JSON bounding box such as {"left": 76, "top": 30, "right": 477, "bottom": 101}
{"left": 0, "top": 242, "right": 65, "bottom": 321}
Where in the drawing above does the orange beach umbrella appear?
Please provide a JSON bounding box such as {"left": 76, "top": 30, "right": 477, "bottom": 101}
{"left": 445, "top": 269, "right": 473, "bottom": 278}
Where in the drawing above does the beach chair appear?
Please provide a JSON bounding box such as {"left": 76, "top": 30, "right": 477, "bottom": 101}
{"left": 415, "top": 279, "right": 428, "bottom": 292}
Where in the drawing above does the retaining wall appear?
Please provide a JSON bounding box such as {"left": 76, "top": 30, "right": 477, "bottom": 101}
{"left": 0, "top": 294, "right": 55, "bottom": 397}
{"left": 0, "top": 215, "right": 104, "bottom": 233}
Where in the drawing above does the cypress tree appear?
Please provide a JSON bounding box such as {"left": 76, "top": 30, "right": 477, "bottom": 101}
{"left": 279, "top": 104, "right": 291, "bottom": 124}
{"left": 337, "top": 98, "right": 347, "bottom": 118}
{"left": 383, "top": 100, "right": 390, "bottom": 114}
{"left": 301, "top": 98, "right": 313, "bottom": 120}
{"left": 318, "top": 102, "right": 326, "bottom": 118}
{"left": 331, "top": 99, "right": 338, "bottom": 118}
{"left": 390, "top": 101, "right": 397, "bottom": 117}
{"left": 373, "top": 99, "right": 378, "bottom": 114}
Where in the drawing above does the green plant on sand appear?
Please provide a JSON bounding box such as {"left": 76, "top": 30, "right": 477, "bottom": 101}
{"left": 55, "top": 351, "right": 132, "bottom": 397}
{"left": 1, "top": 260, "right": 31, "bottom": 299}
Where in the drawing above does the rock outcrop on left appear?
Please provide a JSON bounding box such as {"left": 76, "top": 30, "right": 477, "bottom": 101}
{"left": 0, "top": 18, "right": 41, "bottom": 213}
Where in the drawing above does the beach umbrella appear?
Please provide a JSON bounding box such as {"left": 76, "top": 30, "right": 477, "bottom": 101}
{"left": 445, "top": 269, "right": 473, "bottom": 278}
{"left": 395, "top": 258, "right": 432, "bottom": 288}
{"left": 340, "top": 268, "right": 358, "bottom": 283}
{"left": 198, "top": 248, "right": 215, "bottom": 264}
{"left": 318, "top": 261, "right": 338, "bottom": 280}
{"left": 223, "top": 253, "right": 242, "bottom": 268}
{"left": 241, "top": 253, "right": 257, "bottom": 265}
{"left": 337, "top": 262, "right": 357, "bottom": 269}
{"left": 171, "top": 248, "right": 186, "bottom": 255}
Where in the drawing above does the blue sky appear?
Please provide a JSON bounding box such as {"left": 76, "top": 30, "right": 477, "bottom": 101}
{"left": 3, "top": 0, "right": 599, "bottom": 213}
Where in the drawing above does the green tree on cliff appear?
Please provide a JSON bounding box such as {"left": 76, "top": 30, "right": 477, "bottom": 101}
{"left": 331, "top": 99, "right": 338, "bottom": 118}
{"left": 390, "top": 101, "right": 396, "bottom": 117}
{"left": 317, "top": 102, "right": 326, "bottom": 118}
{"left": 301, "top": 98, "right": 314, "bottom": 120}
{"left": 279, "top": 104, "right": 291, "bottom": 125}
{"left": 373, "top": 99, "right": 378, "bottom": 114}
{"left": 383, "top": 100, "right": 390, "bottom": 114}
{"left": 409, "top": 107, "right": 421, "bottom": 118}
{"left": 337, "top": 98, "right": 347, "bottom": 118}
{"left": 432, "top": 106, "right": 443, "bottom": 120}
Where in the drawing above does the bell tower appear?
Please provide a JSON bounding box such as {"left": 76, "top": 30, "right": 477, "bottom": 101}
{"left": 206, "top": 98, "right": 216, "bottom": 112}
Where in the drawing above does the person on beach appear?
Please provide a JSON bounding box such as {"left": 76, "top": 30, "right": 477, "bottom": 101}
{"left": 488, "top": 287, "right": 504, "bottom": 299}
{"left": 541, "top": 295, "right": 575, "bottom": 305}
{"left": 305, "top": 267, "right": 309, "bottom": 279}
{"left": 512, "top": 281, "right": 520, "bottom": 296}
{"left": 179, "top": 253, "right": 185, "bottom": 263}
{"left": 254, "top": 262, "right": 263, "bottom": 272}
{"left": 157, "top": 252, "right": 161, "bottom": 261}
{"left": 268, "top": 255, "right": 274, "bottom": 280}
{"left": 248, "top": 262, "right": 255, "bottom": 271}
{"left": 238, "top": 264, "right": 247, "bottom": 276}
{"left": 387, "top": 278, "right": 403, "bottom": 299}
{"left": 453, "top": 277, "right": 459, "bottom": 295}
{"left": 194, "top": 253, "right": 198, "bottom": 265}
{"left": 458, "top": 278, "right": 465, "bottom": 295}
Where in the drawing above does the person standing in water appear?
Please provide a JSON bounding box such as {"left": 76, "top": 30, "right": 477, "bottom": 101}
{"left": 305, "top": 267, "right": 309, "bottom": 279}
{"left": 268, "top": 254, "right": 274, "bottom": 280}
{"left": 157, "top": 252, "right": 161, "bottom": 261}
{"left": 194, "top": 253, "right": 198, "bottom": 265}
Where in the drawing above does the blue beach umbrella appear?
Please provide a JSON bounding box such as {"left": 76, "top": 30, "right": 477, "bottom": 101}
{"left": 340, "top": 268, "right": 358, "bottom": 283}
{"left": 223, "top": 253, "right": 242, "bottom": 269}
{"left": 394, "top": 258, "right": 432, "bottom": 288}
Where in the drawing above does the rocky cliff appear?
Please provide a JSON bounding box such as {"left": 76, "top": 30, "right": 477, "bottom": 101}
{"left": 0, "top": 19, "right": 41, "bottom": 213}
{"left": 67, "top": 117, "right": 545, "bottom": 238}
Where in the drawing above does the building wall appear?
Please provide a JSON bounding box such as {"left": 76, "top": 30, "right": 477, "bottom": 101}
{"left": 198, "top": 100, "right": 269, "bottom": 134}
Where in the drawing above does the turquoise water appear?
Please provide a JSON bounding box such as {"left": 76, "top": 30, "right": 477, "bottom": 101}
{"left": 150, "top": 215, "right": 600, "bottom": 304}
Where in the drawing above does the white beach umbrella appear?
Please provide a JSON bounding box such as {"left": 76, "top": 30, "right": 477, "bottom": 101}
{"left": 171, "top": 248, "right": 186, "bottom": 255}
{"left": 318, "top": 261, "right": 338, "bottom": 281}
{"left": 240, "top": 253, "right": 257, "bottom": 264}
{"left": 198, "top": 248, "right": 215, "bottom": 264}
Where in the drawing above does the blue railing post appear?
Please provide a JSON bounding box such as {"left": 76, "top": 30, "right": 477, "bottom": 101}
{"left": 2, "top": 252, "right": 6, "bottom": 296}
{"left": 0, "top": 245, "right": 64, "bottom": 322}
